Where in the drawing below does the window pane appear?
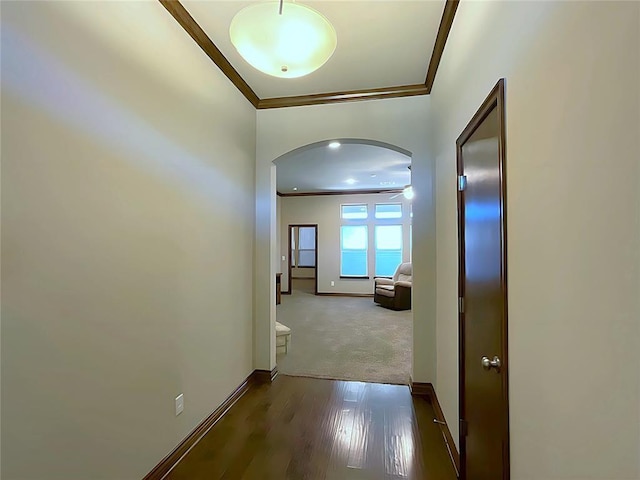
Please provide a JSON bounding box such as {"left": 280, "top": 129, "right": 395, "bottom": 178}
{"left": 341, "top": 225, "right": 367, "bottom": 250}
{"left": 375, "top": 203, "right": 402, "bottom": 219}
{"left": 375, "top": 225, "right": 402, "bottom": 250}
{"left": 298, "top": 227, "right": 316, "bottom": 249}
{"left": 375, "top": 225, "right": 402, "bottom": 276}
{"left": 375, "top": 251, "right": 402, "bottom": 276}
{"left": 341, "top": 204, "right": 368, "bottom": 220}
{"left": 341, "top": 226, "right": 367, "bottom": 276}
{"left": 341, "top": 252, "right": 367, "bottom": 276}
{"left": 298, "top": 250, "right": 315, "bottom": 267}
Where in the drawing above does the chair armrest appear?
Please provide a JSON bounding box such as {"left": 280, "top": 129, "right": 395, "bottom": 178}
{"left": 375, "top": 277, "right": 394, "bottom": 286}
{"left": 394, "top": 282, "right": 412, "bottom": 310}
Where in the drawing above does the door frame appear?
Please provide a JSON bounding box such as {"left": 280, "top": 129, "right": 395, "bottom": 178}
{"left": 457, "top": 78, "right": 510, "bottom": 479}
{"left": 286, "top": 224, "right": 318, "bottom": 295}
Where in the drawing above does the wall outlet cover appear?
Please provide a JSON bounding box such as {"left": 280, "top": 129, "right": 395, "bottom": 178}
{"left": 175, "top": 394, "right": 184, "bottom": 416}
{"left": 331, "top": 281, "right": 335, "bottom": 287}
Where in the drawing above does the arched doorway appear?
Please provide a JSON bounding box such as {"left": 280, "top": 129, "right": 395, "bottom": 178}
{"left": 272, "top": 139, "right": 414, "bottom": 384}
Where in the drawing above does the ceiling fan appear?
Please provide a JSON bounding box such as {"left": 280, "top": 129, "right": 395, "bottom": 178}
{"left": 389, "top": 185, "right": 413, "bottom": 200}
{"left": 390, "top": 165, "right": 412, "bottom": 200}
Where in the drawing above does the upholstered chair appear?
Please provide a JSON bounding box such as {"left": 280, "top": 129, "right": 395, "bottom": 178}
{"left": 373, "top": 262, "right": 412, "bottom": 311}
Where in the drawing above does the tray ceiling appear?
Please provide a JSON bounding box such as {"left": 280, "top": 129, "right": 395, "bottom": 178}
{"left": 180, "top": 0, "right": 447, "bottom": 99}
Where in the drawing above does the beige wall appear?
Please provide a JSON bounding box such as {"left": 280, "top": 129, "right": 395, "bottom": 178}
{"left": 256, "top": 96, "right": 435, "bottom": 382}
{"left": 279, "top": 194, "right": 412, "bottom": 294}
{"left": 290, "top": 267, "right": 316, "bottom": 280}
{"left": 431, "top": 1, "right": 640, "bottom": 478}
{"left": 1, "top": 2, "right": 256, "bottom": 479}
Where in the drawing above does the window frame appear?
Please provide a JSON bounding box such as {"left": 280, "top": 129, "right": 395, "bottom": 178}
{"left": 296, "top": 226, "right": 317, "bottom": 268}
{"left": 374, "top": 203, "right": 403, "bottom": 220}
{"left": 340, "top": 203, "right": 369, "bottom": 221}
{"left": 340, "top": 224, "right": 369, "bottom": 278}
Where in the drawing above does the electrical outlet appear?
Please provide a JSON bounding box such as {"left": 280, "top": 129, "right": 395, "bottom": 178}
{"left": 175, "top": 394, "right": 184, "bottom": 416}
{"left": 331, "top": 281, "right": 335, "bottom": 287}
{"left": 282, "top": 255, "right": 286, "bottom": 261}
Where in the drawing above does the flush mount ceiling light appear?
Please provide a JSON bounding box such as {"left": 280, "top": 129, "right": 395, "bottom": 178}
{"left": 229, "top": 0, "right": 337, "bottom": 79}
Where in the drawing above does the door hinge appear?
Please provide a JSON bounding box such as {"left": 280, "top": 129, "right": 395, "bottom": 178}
{"left": 460, "top": 419, "right": 468, "bottom": 437}
{"left": 458, "top": 297, "right": 465, "bottom": 314}
{"left": 457, "top": 175, "right": 467, "bottom": 192}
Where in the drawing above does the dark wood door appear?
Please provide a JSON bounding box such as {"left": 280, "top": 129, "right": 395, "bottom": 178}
{"left": 457, "top": 79, "right": 509, "bottom": 480}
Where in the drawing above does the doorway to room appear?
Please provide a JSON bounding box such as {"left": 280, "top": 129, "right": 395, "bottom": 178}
{"left": 273, "top": 139, "right": 414, "bottom": 385}
{"left": 287, "top": 224, "right": 318, "bottom": 295}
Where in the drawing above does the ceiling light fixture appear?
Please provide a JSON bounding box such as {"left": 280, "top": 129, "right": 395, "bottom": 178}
{"left": 346, "top": 178, "right": 356, "bottom": 185}
{"left": 293, "top": 187, "right": 298, "bottom": 191}
{"left": 230, "top": 0, "right": 337, "bottom": 79}
{"left": 328, "top": 141, "right": 341, "bottom": 149}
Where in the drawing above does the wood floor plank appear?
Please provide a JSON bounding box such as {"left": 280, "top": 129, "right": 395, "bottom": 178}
{"left": 166, "top": 375, "right": 457, "bottom": 480}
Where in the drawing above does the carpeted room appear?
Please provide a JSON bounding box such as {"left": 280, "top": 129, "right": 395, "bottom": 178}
{"left": 276, "top": 279, "right": 412, "bottom": 385}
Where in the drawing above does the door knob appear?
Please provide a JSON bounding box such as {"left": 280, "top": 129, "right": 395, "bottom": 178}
{"left": 481, "top": 355, "right": 501, "bottom": 372}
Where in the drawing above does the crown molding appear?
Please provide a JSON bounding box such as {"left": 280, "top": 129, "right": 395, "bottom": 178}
{"left": 425, "top": 0, "right": 459, "bottom": 93}
{"left": 159, "top": 0, "right": 259, "bottom": 107}
{"left": 277, "top": 188, "right": 403, "bottom": 198}
{"left": 258, "top": 84, "right": 429, "bottom": 109}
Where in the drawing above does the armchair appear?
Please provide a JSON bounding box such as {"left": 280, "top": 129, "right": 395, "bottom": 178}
{"left": 374, "top": 262, "right": 412, "bottom": 311}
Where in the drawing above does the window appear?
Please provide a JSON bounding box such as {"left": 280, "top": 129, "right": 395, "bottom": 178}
{"left": 297, "top": 227, "right": 316, "bottom": 267}
{"left": 340, "top": 225, "right": 368, "bottom": 276}
{"left": 375, "top": 225, "right": 403, "bottom": 276}
{"left": 375, "top": 203, "right": 402, "bottom": 219}
{"left": 341, "top": 204, "right": 368, "bottom": 220}
{"left": 290, "top": 228, "right": 296, "bottom": 267}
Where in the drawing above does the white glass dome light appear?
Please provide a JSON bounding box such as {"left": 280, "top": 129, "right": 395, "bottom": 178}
{"left": 229, "top": 1, "right": 337, "bottom": 79}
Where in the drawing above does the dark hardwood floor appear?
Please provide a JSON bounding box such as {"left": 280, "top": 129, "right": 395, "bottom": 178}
{"left": 166, "top": 375, "right": 457, "bottom": 480}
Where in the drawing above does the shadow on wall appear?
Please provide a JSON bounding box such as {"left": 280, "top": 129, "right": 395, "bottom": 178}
{"left": 2, "top": 10, "right": 250, "bottom": 211}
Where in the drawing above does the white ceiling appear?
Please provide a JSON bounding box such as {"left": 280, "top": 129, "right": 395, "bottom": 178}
{"left": 181, "top": 0, "right": 446, "bottom": 98}
{"left": 274, "top": 140, "right": 411, "bottom": 193}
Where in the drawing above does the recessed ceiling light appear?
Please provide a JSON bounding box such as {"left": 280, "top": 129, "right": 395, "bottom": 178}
{"left": 370, "top": 174, "right": 377, "bottom": 178}
{"left": 328, "top": 141, "right": 341, "bottom": 149}
{"left": 345, "top": 178, "right": 356, "bottom": 185}
{"left": 293, "top": 187, "right": 298, "bottom": 191}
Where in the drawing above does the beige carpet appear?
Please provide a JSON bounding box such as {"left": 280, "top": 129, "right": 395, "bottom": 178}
{"left": 276, "top": 278, "right": 412, "bottom": 385}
